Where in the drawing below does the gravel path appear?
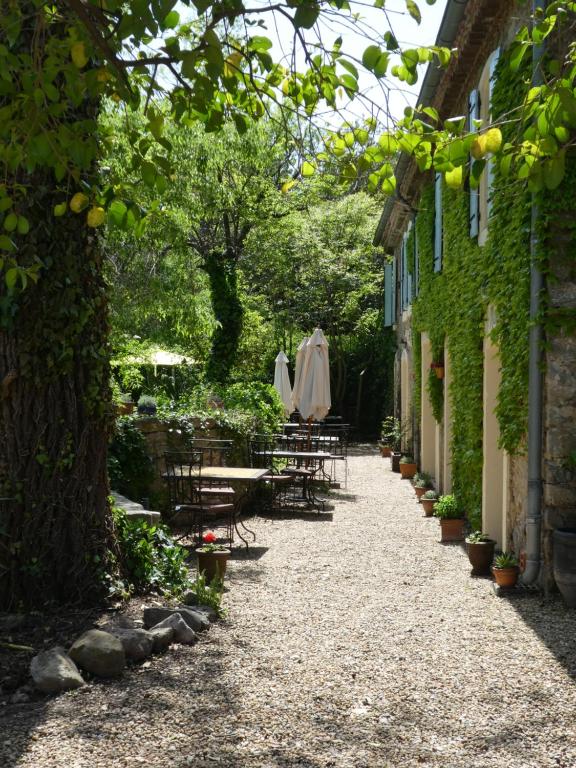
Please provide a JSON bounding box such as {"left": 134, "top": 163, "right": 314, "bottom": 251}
{"left": 3, "top": 446, "right": 576, "bottom": 768}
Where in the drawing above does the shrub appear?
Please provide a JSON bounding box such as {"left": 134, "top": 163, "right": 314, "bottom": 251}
{"left": 185, "top": 571, "right": 226, "bottom": 618}
{"left": 413, "top": 472, "right": 433, "bottom": 489}
{"left": 466, "top": 530, "right": 494, "bottom": 544}
{"left": 421, "top": 489, "right": 438, "bottom": 500}
{"left": 111, "top": 506, "right": 191, "bottom": 597}
{"left": 400, "top": 455, "right": 415, "bottom": 464}
{"left": 433, "top": 494, "right": 463, "bottom": 520}
{"left": 108, "top": 417, "right": 154, "bottom": 502}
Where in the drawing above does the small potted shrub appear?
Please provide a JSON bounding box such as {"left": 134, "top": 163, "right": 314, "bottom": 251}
{"left": 492, "top": 552, "right": 519, "bottom": 588}
{"left": 117, "top": 393, "right": 135, "bottom": 415}
{"left": 434, "top": 494, "right": 465, "bottom": 542}
{"left": 421, "top": 490, "right": 438, "bottom": 517}
{"left": 196, "top": 531, "right": 231, "bottom": 583}
{"left": 137, "top": 394, "right": 157, "bottom": 416}
{"left": 380, "top": 416, "right": 403, "bottom": 462}
{"left": 465, "top": 530, "right": 496, "bottom": 575}
{"left": 413, "top": 472, "right": 433, "bottom": 501}
{"left": 399, "top": 455, "right": 417, "bottom": 480}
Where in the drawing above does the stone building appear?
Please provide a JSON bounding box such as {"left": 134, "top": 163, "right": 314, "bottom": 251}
{"left": 375, "top": 0, "right": 576, "bottom": 591}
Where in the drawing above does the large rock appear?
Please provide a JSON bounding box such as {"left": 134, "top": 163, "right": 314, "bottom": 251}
{"left": 150, "top": 614, "right": 197, "bottom": 645}
{"left": 148, "top": 626, "right": 174, "bottom": 653}
{"left": 69, "top": 630, "right": 126, "bottom": 678}
{"left": 99, "top": 626, "right": 154, "bottom": 662}
{"left": 30, "top": 647, "right": 85, "bottom": 693}
{"left": 180, "top": 597, "right": 219, "bottom": 623}
{"left": 143, "top": 606, "right": 210, "bottom": 633}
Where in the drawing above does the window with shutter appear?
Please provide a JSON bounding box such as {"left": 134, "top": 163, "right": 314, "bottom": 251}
{"left": 384, "top": 262, "right": 393, "bottom": 327}
{"left": 469, "top": 88, "right": 480, "bottom": 239}
{"left": 434, "top": 173, "right": 442, "bottom": 272}
{"left": 487, "top": 47, "right": 500, "bottom": 221}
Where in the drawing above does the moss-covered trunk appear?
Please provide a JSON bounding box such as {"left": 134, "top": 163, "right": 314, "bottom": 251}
{"left": 204, "top": 250, "right": 243, "bottom": 383}
{"left": 0, "top": 193, "right": 115, "bottom": 609}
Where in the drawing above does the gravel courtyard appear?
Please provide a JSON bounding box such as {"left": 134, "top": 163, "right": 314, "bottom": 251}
{"left": 3, "top": 447, "right": 576, "bottom": 768}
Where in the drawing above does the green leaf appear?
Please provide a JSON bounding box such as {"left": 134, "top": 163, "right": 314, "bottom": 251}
{"left": 163, "top": 10, "right": 179, "bottom": 28}
{"left": 543, "top": 151, "right": 565, "bottom": 190}
{"left": 509, "top": 41, "right": 530, "bottom": 72}
{"left": 0, "top": 197, "right": 12, "bottom": 212}
{"left": 374, "top": 53, "right": 389, "bottom": 78}
{"left": 141, "top": 161, "right": 157, "bottom": 188}
{"left": 17, "top": 215, "right": 29, "bottom": 235}
{"left": 0, "top": 234, "right": 15, "bottom": 251}
{"left": 54, "top": 202, "right": 67, "bottom": 217}
{"left": 3, "top": 212, "right": 17, "bottom": 232}
{"left": 301, "top": 161, "right": 315, "bottom": 177}
{"left": 405, "top": 0, "right": 421, "bottom": 24}
{"left": 5, "top": 267, "right": 18, "bottom": 290}
{"left": 339, "top": 59, "right": 359, "bottom": 79}
{"left": 362, "top": 45, "right": 381, "bottom": 70}
{"left": 381, "top": 175, "right": 397, "bottom": 194}
{"left": 293, "top": 3, "right": 319, "bottom": 29}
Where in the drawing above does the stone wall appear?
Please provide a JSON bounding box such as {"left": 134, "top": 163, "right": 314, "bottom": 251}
{"left": 542, "top": 241, "right": 576, "bottom": 592}
{"left": 134, "top": 417, "right": 231, "bottom": 505}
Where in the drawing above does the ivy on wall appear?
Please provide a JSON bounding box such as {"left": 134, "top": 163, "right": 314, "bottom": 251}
{"left": 410, "top": 48, "right": 534, "bottom": 528}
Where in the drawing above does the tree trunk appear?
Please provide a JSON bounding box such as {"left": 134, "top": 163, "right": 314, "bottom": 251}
{"left": 204, "top": 251, "right": 243, "bottom": 383}
{"left": 0, "top": 196, "right": 115, "bottom": 609}
{"left": 0, "top": 3, "right": 115, "bottom": 609}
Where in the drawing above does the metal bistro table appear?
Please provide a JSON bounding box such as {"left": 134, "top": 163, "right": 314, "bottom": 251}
{"left": 261, "top": 450, "right": 333, "bottom": 511}
{"left": 164, "top": 466, "right": 268, "bottom": 549}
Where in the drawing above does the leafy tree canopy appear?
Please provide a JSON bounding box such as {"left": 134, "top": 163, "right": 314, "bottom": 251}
{"left": 2, "top": 0, "right": 576, "bottom": 292}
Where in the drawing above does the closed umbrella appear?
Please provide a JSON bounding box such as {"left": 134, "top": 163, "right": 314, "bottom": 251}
{"left": 274, "top": 351, "right": 293, "bottom": 416}
{"left": 297, "top": 328, "right": 331, "bottom": 422}
{"left": 291, "top": 336, "right": 309, "bottom": 413}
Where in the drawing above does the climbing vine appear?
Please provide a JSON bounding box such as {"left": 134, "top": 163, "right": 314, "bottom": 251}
{"left": 410, "top": 48, "right": 538, "bottom": 528}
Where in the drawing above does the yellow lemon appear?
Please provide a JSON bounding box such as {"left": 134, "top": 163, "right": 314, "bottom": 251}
{"left": 470, "top": 134, "right": 487, "bottom": 160}
{"left": 484, "top": 127, "right": 503, "bottom": 154}
{"left": 71, "top": 42, "right": 88, "bottom": 69}
{"left": 69, "top": 192, "right": 89, "bottom": 213}
{"left": 87, "top": 206, "right": 106, "bottom": 228}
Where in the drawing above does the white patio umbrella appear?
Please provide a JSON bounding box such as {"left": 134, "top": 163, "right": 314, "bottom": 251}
{"left": 297, "top": 328, "right": 331, "bottom": 422}
{"left": 291, "top": 336, "right": 309, "bottom": 413}
{"left": 274, "top": 351, "right": 293, "bottom": 416}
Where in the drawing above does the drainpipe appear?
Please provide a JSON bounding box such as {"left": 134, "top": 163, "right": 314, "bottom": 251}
{"left": 522, "top": 0, "right": 545, "bottom": 585}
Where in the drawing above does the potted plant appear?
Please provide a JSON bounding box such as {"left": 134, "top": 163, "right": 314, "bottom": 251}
{"left": 380, "top": 416, "right": 403, "bottom": 461}
{"left": 434, "top": 494, "right": 465, "bottom": 542}
{"left": 465, "top": 530, "right": 496, "bottom": 575}
{"left": 117, "top": 392, "right": 135, "bottom": 415}
{"left": 137, "top": 394, "right": 157, "bottom": 416}
{"left": 413, "top": 472, "right": 433, "bottom": 501}
{"left": 421, "top": 490, "right": 438, "bottom": 517}
{"left": 399, "top": 455, "right": 417, "bottom": 480}
{"left": 492, "top": 552, "right": 519, "bottom": 588}
{"left": 431, "top": 361, "right": 445, "bottom": 379}
{"left": 196, "top": 531, "right": 231, "bottom": 583}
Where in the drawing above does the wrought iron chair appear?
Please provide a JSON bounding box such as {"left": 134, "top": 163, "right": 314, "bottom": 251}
{"left": 249, "top": 435, "right": 294, "bottom": 513}
{"left": 189, "top": 438, "right": 236, "bottom": 501}
{"left": 163, "top": 451, "right": 235, "bottom": 544}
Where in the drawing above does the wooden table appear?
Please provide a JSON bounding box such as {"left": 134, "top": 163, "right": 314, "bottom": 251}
{"left": 163, "top": 466, "right": 268, "bottom": 548}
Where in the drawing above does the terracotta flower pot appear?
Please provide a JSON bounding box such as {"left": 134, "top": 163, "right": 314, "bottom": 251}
{"left": 434, "top": 366, "right": 445, "bottom": 379}
{"left": 391, "top": 452, "right": 401, "bottom": 473}
{"left": 196, "top": 549, "right": 230, "bottom": 582}
{"left": 466, "top": 540, "right": 496, "bottom": 575}
{"left": 380, "top": 445, "right": 392, "bottom": 458}
{"left": 439, "top": 518, "right": 465, "bottom": 543}
{"left": 399, "top": 462, "right": 417, "bottom": 480}
{"left": 414, "top": 486, "right": 428, "bottom": 501}
{"left": 492, "top": 566, "right": 519, "bottom": 588}
{"left": 421, "top": 499, "right": 436, "bottom": 516}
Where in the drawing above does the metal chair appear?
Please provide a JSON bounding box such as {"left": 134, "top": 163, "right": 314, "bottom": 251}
{"left": 249, "top": 435, "right": 294, "bottom": 512}
{"left": 189, "top": 438, "right": 236, "bottom": 501}
{"left": 163, "top": 451, "right": 235, "bottom": 544}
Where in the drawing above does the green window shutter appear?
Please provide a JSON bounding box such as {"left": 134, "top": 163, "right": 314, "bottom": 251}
{"left": 434, "top": 173, "right": 443, "bottom": 272}
{"left": 487, "top": 47, "right": 501, "bottom": 220}
{"left": 384, "top": 263, "right": 393, "bottom": 327}
{"left": 469, "top": 88, "right": 480, "bottom": 238}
